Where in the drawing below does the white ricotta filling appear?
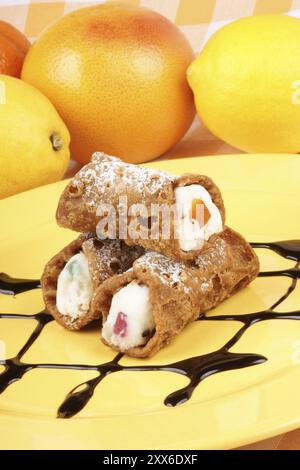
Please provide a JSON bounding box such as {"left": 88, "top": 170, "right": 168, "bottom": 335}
{"left": 56, "top": 252, "right": 93, "bottom": 320}
{"left": 175, "top": 184, "right": 223, "bottom": 251}
{"left": 102, "top": 282, "right": 155, "bottom": 351}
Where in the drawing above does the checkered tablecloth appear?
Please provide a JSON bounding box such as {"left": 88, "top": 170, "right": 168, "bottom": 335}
{"left": 1, "top": 0, "right": 300, "bottom": 449}
{"left": 2, "top": 0, "right": 300, "bottom": 159}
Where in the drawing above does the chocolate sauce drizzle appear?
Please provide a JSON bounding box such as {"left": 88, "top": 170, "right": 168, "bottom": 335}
{"left": 0, "top": 240, "right": 299, "bottom": 418}
{"left": 0, "top": 273, "right": 40, "bottom": 295}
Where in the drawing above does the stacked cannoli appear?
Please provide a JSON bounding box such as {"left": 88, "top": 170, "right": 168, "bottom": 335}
{"left": 56, "top": 153, "right": 225, "bottom": 260}
{"left": 42, "top": 153, "right": 259, "bottom": 357}
{"left": 41, "top": 234, "right": 143, "bottom": 330}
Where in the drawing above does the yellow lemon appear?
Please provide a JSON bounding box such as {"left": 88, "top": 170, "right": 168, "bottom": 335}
{"left": 0, "top": 74, "right": 70, "bottom": 199}
{"left": 187, "top": 15, "right": 300, "bottom": 153}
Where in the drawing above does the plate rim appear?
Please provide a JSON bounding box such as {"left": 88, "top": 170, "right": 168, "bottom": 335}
{"left": 1, "top": 153, "right": 300, "bottom": 450}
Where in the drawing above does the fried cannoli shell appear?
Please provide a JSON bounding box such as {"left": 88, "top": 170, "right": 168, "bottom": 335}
{"left": 93, "top": 227, "right": 259, "bottom": 358}
{"left": 56, "top": 152, "right": 225, "bottom": 261}
{"left": 41, "top": 234, "right": 144, "bottom": 331}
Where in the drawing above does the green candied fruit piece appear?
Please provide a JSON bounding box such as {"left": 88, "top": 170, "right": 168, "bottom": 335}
{"left": 66, "top": 259, "right": 78, "bottom": 277}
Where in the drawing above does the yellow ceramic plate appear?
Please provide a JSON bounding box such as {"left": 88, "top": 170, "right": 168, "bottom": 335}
{"left": 0, "top": 154, "right": 300, "bottom": 450}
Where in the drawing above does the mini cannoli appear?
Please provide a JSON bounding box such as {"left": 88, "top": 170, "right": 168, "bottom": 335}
{"left": 41, "top": 234, "right": 143, "bottom": 330}
{"left": 56, "top": 153, "right": 225, "bottom": 261}
{"left": 92, "top": 227, "right": 259, "bottom": 358}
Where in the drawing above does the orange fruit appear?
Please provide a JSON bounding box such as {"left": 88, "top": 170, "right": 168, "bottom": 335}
{"left": 0, "top": 21, "right": 30, "bottom": 77}
{"left": 21, "top": 3, "right": 195, "bottom": 164}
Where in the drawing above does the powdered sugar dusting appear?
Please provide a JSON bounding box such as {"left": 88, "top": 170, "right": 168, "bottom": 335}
{"left": 71, "top": 153, "right": 175, "bottom": 208}
{"left": 193, "top": 237, "right": 227, "bottom": 273}
{"left": 134, "top": 251, "right": 194, "bottom": 294}
{"left": 83, "top": 238, "right": 142, "bottom": 281}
